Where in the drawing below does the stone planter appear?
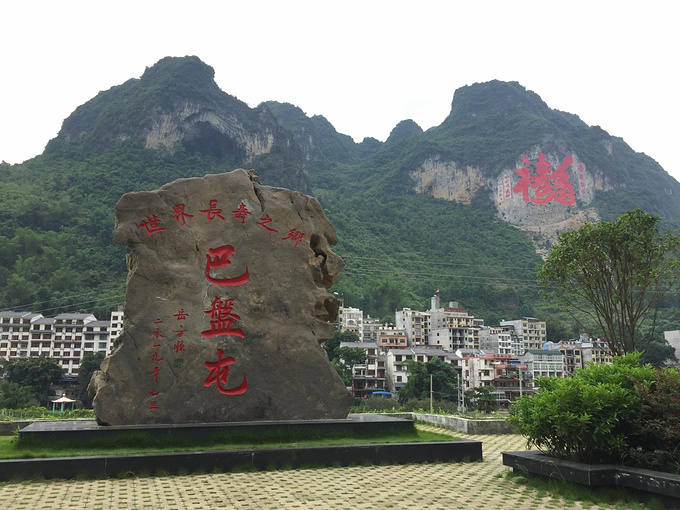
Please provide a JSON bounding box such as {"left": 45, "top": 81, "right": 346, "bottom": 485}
{"left": 503, "top": 450, "right": 680, "bottom": 506}
{"left": 386, "top": 412, "right": 515, "bottom": 434}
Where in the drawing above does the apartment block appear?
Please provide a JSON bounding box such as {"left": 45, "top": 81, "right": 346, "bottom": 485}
{"left": 499, "top": 317, "right": 547, "bottom": 352}
{"left": 341, "top": 307, "right": 364, "bottom": 340}
{"left": 1, "top": 310, "right": 115, "bottom": 377}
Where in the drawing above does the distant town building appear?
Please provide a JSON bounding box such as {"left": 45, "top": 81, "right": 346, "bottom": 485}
{"left": 377, "top": 325, "right": 408, "bottom": 350}
{"left": 500, "top": 317, "right": 547, "bottom": 352}
{"left": 429, "top": 295, "right": 481, "bottom": 351}
{"left": 664, "top": 330, "right": 680, "bottom": 365}
{"left": 341, "top": 307, "right": 364, "bottom": 340}
{"left": 395, "top": 308, "right": 431, "bottom": 346}
{"left": 479, "top": 325, "right": 522, "bottom": 356}
{"left": 521, "top": 349, "right": 564, "bottom": 382}
{"left": 362, "top": 316, "right": 382, "bottom": 343}
{"left": 0, "top": 310, "right": 114, "bottom": 377}
{"left": 384, "top": 347, "right": 461, "bottom": 393}
{"left": 339, "top": 341, "right": 385, "bottom": 397}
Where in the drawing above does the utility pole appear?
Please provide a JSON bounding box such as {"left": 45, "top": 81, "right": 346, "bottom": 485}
{"left": 430, "top": 374, "right": 433, "bottom": 414}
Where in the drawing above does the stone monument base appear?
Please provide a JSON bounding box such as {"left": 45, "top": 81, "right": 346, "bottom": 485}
{"left": 3, "top": 415, "right": 483, "bottom": 480}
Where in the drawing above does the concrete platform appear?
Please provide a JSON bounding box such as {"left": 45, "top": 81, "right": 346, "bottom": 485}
{"left": 18, "top": 413, "right": 413, "bottom": 444}
{"left": 3, "top": 415, "right": 482, "bottom": 480}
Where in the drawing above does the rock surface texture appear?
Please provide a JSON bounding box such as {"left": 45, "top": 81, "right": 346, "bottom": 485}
{"left": 89, "top": 169, "right": 352, "bottom": 425}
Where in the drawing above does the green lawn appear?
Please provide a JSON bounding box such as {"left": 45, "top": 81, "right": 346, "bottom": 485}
{"left": 1, "top": 428, "right": 458, "bottom": 459}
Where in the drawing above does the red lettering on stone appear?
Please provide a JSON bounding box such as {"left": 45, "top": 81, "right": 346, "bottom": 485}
{"left": 200, "top": 199, "right": 225, "bottom": 221}
{"left": 173, "top": 326, "right": 186, "bottom": 337}
{"left": 173, "top": 340, "right": 186, "bottom": 353}
{"left": 201, "top": 297, "right": 245, "bottom": 338}
{"left": 232, "top": 203, "right": 252, "bottom": 224}
{"left": 257, "top": 214, "right": 278, "bottom": 233}
{"left": 513, "top": 153, "right": 575, "bottom": 205}
{"left": 282, "top": 229, "right": 305, "bottom": 248}
{"left": 149, "top": 401, "right": 159, "bottom": 410}
{"left": 152, "top": 328, "right": 164, "bottom": 340}
{"left": 138, "top": 215, "right": 165, "bottom": 235}
{"left": 151, "top": 351, "right": 164, "bottom": 362}
{"left": 171, "top": 204, "right": 194, "bottom": 226}
{"left": 173, "top": 309, "right": 189, "bottom": 320}
{"left": 150, "top": 366, "right": 159, "bottom": 384}
{"left": 204, "top": 348, "right": 248, "bottom": 395}
{"left": 149, "top": 388, "right": 159, "bottom": 396}
{"left": 205, "top": 245, "right": 249, "bottom": 286}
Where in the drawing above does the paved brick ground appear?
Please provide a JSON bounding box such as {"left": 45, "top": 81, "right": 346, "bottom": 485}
{"left": 0, "top": 426, "right": 641, "bottom": 509}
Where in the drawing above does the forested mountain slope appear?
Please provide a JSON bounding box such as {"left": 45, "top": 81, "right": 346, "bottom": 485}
{"left": 1, "top": 56, "right": 678, "bottom": 347}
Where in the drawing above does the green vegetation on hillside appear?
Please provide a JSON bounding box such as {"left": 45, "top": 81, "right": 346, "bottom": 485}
{"left": 1, "top": 58, "right": 678, "bottom": 356}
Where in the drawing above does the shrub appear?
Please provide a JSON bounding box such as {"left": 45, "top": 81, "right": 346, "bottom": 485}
{"left": 508, "top": 353, "right": 655, "bottom": 464}
{"left": 627, "top": 368, "right": 680, "bottom": 472}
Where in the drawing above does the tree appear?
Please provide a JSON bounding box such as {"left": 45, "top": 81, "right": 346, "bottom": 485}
{"left": 322, "top": 330, "right": 359, "bottom": 362}
{"left": 77, "top": 352, "right": 106, "bottom": 408}
{"left": 465, "top": 386, "right": 498, "bottom": 413}
{"left": 5, "top": 357, "right": 64, "bottom": 406}
{"left": 399, "top": 357, "right": 460, "bottom": 402}
{"left": 538, "top": 209, "right": 680, "bottom": 356}
{"left": 333, "top": 347, "right": 367, "bottom": 385}
{"left": 0, "top": 380, "right": 37, "bottom": 409}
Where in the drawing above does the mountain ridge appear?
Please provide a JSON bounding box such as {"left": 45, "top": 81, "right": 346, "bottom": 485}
{"left": 1, "top": 56, "right": 678, "bottom": 345}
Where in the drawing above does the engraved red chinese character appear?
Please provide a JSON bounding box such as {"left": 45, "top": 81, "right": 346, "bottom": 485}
{"left": 151, "top": 351, "right": 164, "bottom": 362}
{"left": 149, "top": 401, "right": 159, "bottom": 410}
{"left": 204, "top": 348, "right": 248, "bottom": 395}
{"left": 152, "top": 328, "right": 164, "bottom": 340}
{"left": 201, "top": 297, "right": 245, "bottom": 338}
{"left": 173, "top": 340, "right": 186, "bottom": 353}
{"left": 282, "top": 229, "right": 305, "bottom": 248}
{"left": 257, "top": 214, "right": 278, "bottom": 233}
{"left": 199, "top": 199, "right": 225, "bottom": 221}
{"left": 150, "top": 366, "right": 159, "bottom": 383}
{"left": 149, "top": 388, "right": 159, "bottom": 396}
{"left": 173, "top": 309, "right": 189, "bottom": 320}
{"left": 139, "top": 215, "right": 165, "bottom": 235}
{"left": 513, "top": 153, "right": 575, "bottom": 205}
{"left": 205, "top": 245, "right": 249, "bottom": 286}
{"left": 173, "top": 325, "right": 186, "bottom": 337}
{"left": 232, "top": 203, "right": 252, "bottom": 224}
{"left": 171, "top": 204, "right": 194, "bottom": 226}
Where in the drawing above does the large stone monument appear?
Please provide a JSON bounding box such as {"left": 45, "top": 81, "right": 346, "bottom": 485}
{"left": 89, "top": 170, "right": 352, "bottom": 425}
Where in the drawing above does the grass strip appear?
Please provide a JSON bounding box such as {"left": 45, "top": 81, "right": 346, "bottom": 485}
{"left": 2, "top": 428, "right": 458, "bottom": 459}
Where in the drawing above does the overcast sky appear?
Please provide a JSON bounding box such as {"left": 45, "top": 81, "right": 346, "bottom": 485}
{"left": 2, "top": 1, "right": 678, "bottom": 182}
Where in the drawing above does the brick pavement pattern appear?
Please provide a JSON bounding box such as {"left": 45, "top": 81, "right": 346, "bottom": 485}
{"left": 0, "top": 427, "right": 632, "bottom": 509}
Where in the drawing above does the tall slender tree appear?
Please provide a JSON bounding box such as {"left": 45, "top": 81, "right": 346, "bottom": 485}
{"left": 538, "top": 209, "right": 680, "bottom": 356}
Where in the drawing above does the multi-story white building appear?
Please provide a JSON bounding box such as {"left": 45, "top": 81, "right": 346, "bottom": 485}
{"left": 0, "top": 310, "right": 115, "bottom": 377}
{"left": 479, "top": 326, "right": 522, "bottom": 356}
{"left": 109, "top": 304, "right": 124, "bottom": 344}
{"left": 384, "top": 347, "right": 461, "bottom": 393}
{"left": 521, "top": 350, "right": 564, "bottom": 381}
{"left": 377, "top": 325, "right": 408, "bottom": 350}
{"left": 362, "top": 316, "right": 382, "bottom": 343}
{"left": 395, "top": 308, "right": 431, "bottom": 346}
{"left": 543, "top": 338, "right": 612, "bottom": 375}
{"left": 341, "top": 307, "right": 364, "bottom": 340}
{"left": 429, "top": 297, "right": 480, "bottom": 351}
{"left": 500, "top": 317, "right": 547, "bottom": 353}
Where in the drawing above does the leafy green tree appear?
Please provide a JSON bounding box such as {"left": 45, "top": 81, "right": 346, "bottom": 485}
{"left": 399, "top": 357, "right": 460, "bottom": 402}
{"left": 333, "top": 347, "right": 367, "bottom": 385}
{"left": 76, "top": 352, "right": 106, "bottom": 408}
{"left": 322, "top": 330, "right": 359, "bottom": 361}
{"left": 465, "top": 386, "right": 498, "bottom": 413}
{"left": 538, "top": 209, "right": 680, "bottom": 356}
{"left": 0, "top": 380, "right": 37, "bottom": 409}
{"left": 5, "top": 357, "right": 64, "bottom": 406}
